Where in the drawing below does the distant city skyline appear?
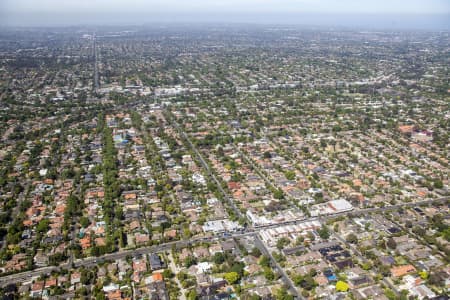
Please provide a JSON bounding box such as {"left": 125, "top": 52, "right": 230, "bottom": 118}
{"left": 1, "top": 0, "right": 449, "bottom": 29}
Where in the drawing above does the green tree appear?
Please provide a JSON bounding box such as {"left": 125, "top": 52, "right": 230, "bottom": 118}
{"left": 346, "top": 233, "right": 358, "bottom": 244}
{"left": 186, "top": 289, "right": 197, "bottom": 300}
{"left": 230, "top": 262, "right": 245, "bottom": 277}
{"left": 250, "top": 247, "right": 262, "bottom": 257}
{"left": 335, "top": 280, "right": 349, "bottom": 292}
{"left": 213, "top": 252, "right": 225, "bottom": 265}
{"left": 386, "top": 237, "right": 397, "bottom": 249}
{"left": 224, "top": 271, "right": 240, "bottom": 284}
{"left": 80, "top": 216, "right": 90, "bottom": 228}
{"left": 419, "top": 270, "right": 428, "bottom": 280}
{"left": 273, "top": 189, "right": 284, "bottom": 199}
{"left": 184, "top": 256, "right": 197, "bottom": 268}
{"left": 307, "top": 231, "right": 315, "bottom": 242}
{"left": 263, "top": 267, "right": 275, "bottom": 281}
{"left": 284, "top": 171, "right": 296, "bottom": 180}
{"left": 412, "top": 226, "right": 426, "bottom": 236}
{"left": 275, "top": 288, "right": 294, "bottom": 300}
{"left": 318, "top": 225, "right": 330, "bottom": 239}
{"left": 433, "top": 179, "right": 443, "bottom": 189}
{"left": 296, "top": 274, "right": 316, "bottom": 290}
{"left": 36, "top": 219, "right": 50, "bottom": 233}
{"left": 276, "top": 237, "right": 290, "bottom": 250}
{"left": 162, "top": 269, "right": 174, "bottom": 278}
{"left": 259, "top": 255, "right": 270, "bottom": 268}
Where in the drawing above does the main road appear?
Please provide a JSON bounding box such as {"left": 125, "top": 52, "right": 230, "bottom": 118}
{"left": 93, "top": 34, "right": 99, "bottom": 92}
{"left": 0, "top": 196, "right": 447, "bottom": 287}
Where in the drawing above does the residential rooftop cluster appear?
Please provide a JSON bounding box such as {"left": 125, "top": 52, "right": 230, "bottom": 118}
{"left": 0, "top": 25, "right": 449, "bottom": 300}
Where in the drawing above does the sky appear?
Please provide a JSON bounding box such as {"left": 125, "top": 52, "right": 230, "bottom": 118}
{"left": 1, "top": 0, "right": 449, "bottom": 29}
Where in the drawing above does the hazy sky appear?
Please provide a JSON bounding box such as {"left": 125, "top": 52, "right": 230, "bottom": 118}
{"left": 1, "top": 0, "right": 449, "bottom": 28}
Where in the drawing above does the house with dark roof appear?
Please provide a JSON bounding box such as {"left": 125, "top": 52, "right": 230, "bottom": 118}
{"left": 149, "top": 253, "right": 164, "bottom": 271}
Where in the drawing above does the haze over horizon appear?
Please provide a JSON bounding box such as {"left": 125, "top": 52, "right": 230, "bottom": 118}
{"left": 1, "top": 0, "right": 449, "bottom": 29}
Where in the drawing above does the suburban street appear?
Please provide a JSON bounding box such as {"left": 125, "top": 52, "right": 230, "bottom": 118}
{"left": 168, "top": 112, "right": 244, "bottom": 220}
{"left": 255, "top": 236, "right": 303, "bottom": 299}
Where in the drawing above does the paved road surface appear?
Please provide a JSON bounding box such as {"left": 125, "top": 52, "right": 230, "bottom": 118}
{"left": 167, "top": 112, "right": 243, "bottom": 219}
{"left": 254, "top": 236, "right": 303, "bottom": 300}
